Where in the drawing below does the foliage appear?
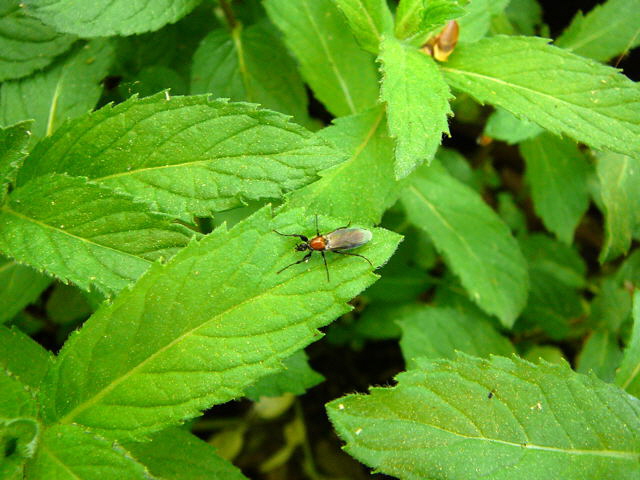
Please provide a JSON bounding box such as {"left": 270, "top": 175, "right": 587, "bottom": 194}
{"left": 1, "top": 0, "right": 639, "bottom": 478}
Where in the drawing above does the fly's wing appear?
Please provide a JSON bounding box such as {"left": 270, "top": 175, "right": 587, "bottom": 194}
{"left": 325, "top": 228, "right": 372, "bottom": 250}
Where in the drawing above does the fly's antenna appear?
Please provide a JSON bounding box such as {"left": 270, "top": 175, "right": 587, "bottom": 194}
{"left": 315, "top": 214, "right": 320, "bottom": 236}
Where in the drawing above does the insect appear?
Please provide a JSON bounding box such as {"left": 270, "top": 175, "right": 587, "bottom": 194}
{"left": 421, "top": 20, "right": 459, "bottom": 62}
{"left": 274, "top": 216, "right": 373, "bottom": 281}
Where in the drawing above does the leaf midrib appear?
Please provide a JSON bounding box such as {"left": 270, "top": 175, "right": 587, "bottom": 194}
{"left": 56, "top": 265, "right": 349, "bottom": 425}
{"left": 0, "top": 205, "right": 152, "bottom": 266}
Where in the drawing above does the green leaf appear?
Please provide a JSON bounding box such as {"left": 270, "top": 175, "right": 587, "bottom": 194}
{"left": 395, "top": 0, "right": 467, "bottom": 45}
{"left": 123, "top": 428, "right": 248, "bottom": 480}
{"left": 190, "top": 21, "right": 310, "bottom": 127}
{"left": 457, "top": 0, "right": 510, "bottom": 43}
{"left": 401, "top": 161, "right": 529, "bottom": 326}
{"left": 398, "top": 306, "right": 514, "bottom": 367}
{"left": 264, "top": 0, "right": 379, "bottom": 117}
{"left": 577, "top": 329, "right": 623, "bottom": 382}
{"left": 0, "top": 174, "right": 194, "bottom": 294}
{"left": 332, "top": 0, "right": 393, "bottom": 54}
{"left": 0, "top": 121, "right": 32, "bottom": 203}
{"left": 0, "top": 39, "right": 114, "bottom": 143}
{"left": 517, "top": 234, "right": 586, "bottom": 339}
{"left": 18, "top": 94, "right": 343, "bottom": 221}
{"left": 520, "top": 133, "right": 591, "bottom": 244}
{"left": 41, "top": 206, "right": 401, "bottom": 438}
{"left": 597, "top": 151, "right": 640, "bottom": 262}
{"left": 285, "top": 106, "right": 399, "bottom": 225}
{"left": 0, "top": 325, "right": 52, "bottom": 390}
{"left": 327, "top": 355, "right": 640, "bottom": 480}
{"left": 484, "top": 107, "right": 543, "bottom": 144}
{"left": 0, "top": 372, "right": 38, "bottom": 419}
{"left": 0, "top": 257, "right": 51, "bottom": 325}
{"left": 22, "top": 0, "right": 200, "bottom": 37}
{"left": 25, "top": 424, "right": 153, "bottom": 479}
{"left": 441, "top": 36, "right": 640, "bottom": 159}
{"left": 0, "top": 1, "right": 75, "bottom": 82}
{"left": 616, "top": 291, "right": 640, "bottom": 397}
{"left": 379, "top": 36, "right": 452, "bottom": 178}
{"left": 505, "top": 0, "right": 542, "bottom": 35}
{"left": 245, "top": 350, "right": 324, "bottom": 400}
{"left": 556, "top": 0, "right": 640, "bottom": 63}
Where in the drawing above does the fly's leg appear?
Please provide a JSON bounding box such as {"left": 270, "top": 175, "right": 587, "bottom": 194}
{"left": 277, "top": 251, "right": 313, "bottom": 274}
{"left": 332, "top": 250, "right": 373, "bottom": 266}
{"left": 321, "top": 251, "right": 330, "bottom": 282}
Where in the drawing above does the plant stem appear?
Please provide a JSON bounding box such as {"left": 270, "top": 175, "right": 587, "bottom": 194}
{"left": 218, "top": 0, "right": 237, "bottom": 29}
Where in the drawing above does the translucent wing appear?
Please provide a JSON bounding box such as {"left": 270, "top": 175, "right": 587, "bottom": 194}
{"left": 325, "top": 228, "right": 372, "bottom": 251}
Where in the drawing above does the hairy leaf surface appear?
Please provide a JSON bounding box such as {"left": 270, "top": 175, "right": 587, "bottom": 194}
{"left": 332, "top": 0, "right": 393, "bottom": 54}
{"left": 25, "top": 424, "right": 154, "bottom": 479}
{"left": 0, "top": 325, "right": 52, "bottom": 389}
{"left": 379, "top": 36, "right": 452, "bottom": 178}
{"left": 0, "top": 174, "right": 193, "bottom": 293}
{"left": 19, "top": 94, "right": 342, "bottom": 221}
{"left": 41, "top": 207, "right": 400, "bottom": 437}
{"left": 23, "top": 0, "right": 200, "bottom": 37}
{"left": 442, "top": 36, "right": 640, "bottom": 158}
{"left": 327, "top": 355, "right": 640, "bottom": 480}
{"left": 286, "top": 106, "right": 399, "bottom": 225}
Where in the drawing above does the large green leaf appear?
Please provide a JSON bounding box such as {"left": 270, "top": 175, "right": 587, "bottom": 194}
{"left": 520, "top": 133, "right": 591, "bottom": 244}
{"left": 0, "top": 1, "right": 75, "bottom": 82}
{"left": 442, "top": 36, "right": 640, "bottom": 159}
{"left": 616, "top": 291, "right": 640, "bottom": 397}
{"left": 123, "top": 428, "right": 248, "bottom": 480}
{"left": 556, "top": 0, "right": 640, "bottom": 63}
{"left": 327, "top": 355, "right": 640, "bottom": 480}
{"left": 332, "top": 0, "right": 393, "bottom": 54}
{"left": 379, "top": 36, "right": 452, "bottom": 178}
{"left": 398, "top": 306, "right": 514, "bottom": 368}
{"left": 41, "top": 207, "right": 400, "bottom": 438}
{"left": 264, "top": 0, "right": 379, "bottom": 117}
{"left": 0, "top": 174, "right": 194, "bottom": 293}
{"left": 0, "top": 257, "right": 50, "bottom": 324}
{"left": 190, "top": 21, "right": 310, "bottom": 127}
{"left": 0, "top": 121, "right": 31, "bottom": 202}
{"left": 285, "top": 106, "right": 399, "bottom": 225}
{"left": 597, "top": 151, "right": 640, "bottom": 262}
{"left": 25, "top": 424, "right": 153, "bottom": 479}
{"left": 0, "top": 39, "right": 114, "bottom": 142}
{"left": 22, "top": 0, "right": 200, "bottom": 37}
{"left": 18, "top": 94, "right": 343, "bottom": 221}
{"left": 401, "top": 161, "right": 528, "bottom": 326}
